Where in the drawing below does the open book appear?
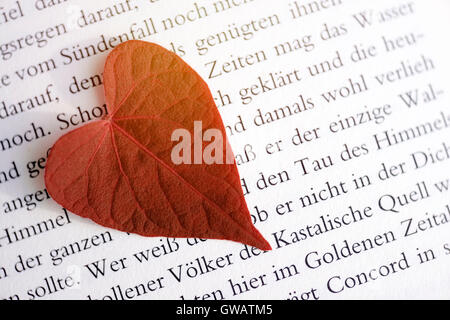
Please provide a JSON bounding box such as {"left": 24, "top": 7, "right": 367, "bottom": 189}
{"left": 0, "top": 0, "right": 449, "bottom": 300}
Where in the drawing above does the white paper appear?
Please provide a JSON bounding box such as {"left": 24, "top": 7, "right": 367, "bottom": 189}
{"left": 0, "top": 0, "right": 449, "bottom": 300}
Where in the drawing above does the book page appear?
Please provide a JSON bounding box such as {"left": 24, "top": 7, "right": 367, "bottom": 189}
{"left": 0, "top": 0, "right": 449, "bottom": 300}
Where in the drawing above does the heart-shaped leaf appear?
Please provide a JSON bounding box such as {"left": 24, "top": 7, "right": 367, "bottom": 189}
{"left": 45, "top": 40, "right": 271, "bottom": 250}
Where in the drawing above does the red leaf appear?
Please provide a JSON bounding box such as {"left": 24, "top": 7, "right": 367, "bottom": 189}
{"left": 45, "top": 40, "right": 271, "bottom": 250}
